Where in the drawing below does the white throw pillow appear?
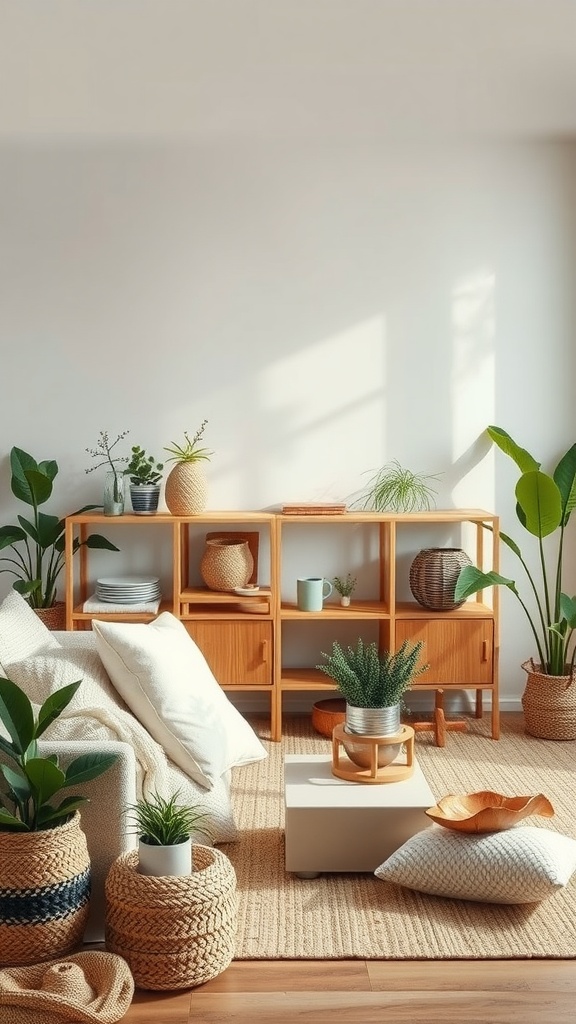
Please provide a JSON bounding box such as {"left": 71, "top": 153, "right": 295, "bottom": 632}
{"left": 0, "top": 590, "right": 59, "bottom": 670}
{"left": 374, "top": 824, "right": 576, "bottom": 904}
{"left": 92, "top": 613, "right": 267, "bottom": 790}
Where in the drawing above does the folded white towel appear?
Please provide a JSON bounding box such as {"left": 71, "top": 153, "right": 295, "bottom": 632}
{"left": 83, "top": 594, "right": 161, "bottom": 614}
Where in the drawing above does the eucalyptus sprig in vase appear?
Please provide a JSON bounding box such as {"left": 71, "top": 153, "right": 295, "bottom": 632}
{"left": 85, "top": 430, "right": 129, "bottom": 516}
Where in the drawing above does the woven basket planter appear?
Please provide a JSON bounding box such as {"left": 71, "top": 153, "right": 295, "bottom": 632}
{"left": 409, "top": 547, "right": 472, "bottom": 611}
{"left": 105, "top": 845, "right": 237, "bottom": 990}
{"left": 164, "top": 463, "right": 208, "bottom": 516}
{"left": 0, "top": 813, "right": 90, "bottom": 968}
{"left": 200, "top": 538, "right": 254, "bottom": 592}
{"left": 33, "top": 603, "right": 66, "bottom": 631}
{"left": 521, "top": 661, "right": 576, "bottom": 740}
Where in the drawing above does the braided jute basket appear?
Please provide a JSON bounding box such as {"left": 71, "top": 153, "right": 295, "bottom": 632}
{"left": 105, "top": 845, "right": 237, "bottom": 990}
{"left": 521, "top": 660, "right": 576, "bottom": 740}
{"left": 0, "top": 813, "right": 90, "bottom": 967}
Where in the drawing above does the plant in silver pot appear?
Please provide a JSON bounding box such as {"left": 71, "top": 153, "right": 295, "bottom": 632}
{"left": 126, "top": 445, "right": 164, "bottom": 515}
{"left": 317, "top": 638, "right": 427, "bottom": 766}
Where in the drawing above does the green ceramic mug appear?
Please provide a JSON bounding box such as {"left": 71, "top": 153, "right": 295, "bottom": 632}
{"left": 297, "top": 577, "right": 333, "bottom": 612}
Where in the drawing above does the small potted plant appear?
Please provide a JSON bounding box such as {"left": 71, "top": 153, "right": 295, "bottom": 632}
{"left": 85, "top": 430, "right": 130, "bottom": 516}
{"left": 163, "top": 419, "right": 213, "bottom": 515}
{"left": 0, "top": 676, "right": 118, "bottom": 964}
{"left": 126, "top": 445, "right": 164, "bottom": 515}
{"left": 352, "top": 459, "right": 440, "bottom": 512}
{"left": 333, "top": 573, "right": 357, "bottom": 607}
{"left": 0, "top": 446, "right": 119, "bottom": 628}
{"left": 128, "top": 790, "right": 211, "bottom": 877}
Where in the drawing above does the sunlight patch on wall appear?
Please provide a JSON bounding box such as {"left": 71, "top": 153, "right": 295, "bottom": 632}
{"left": 451, "top": 269, "right": 496, "bottom": 510}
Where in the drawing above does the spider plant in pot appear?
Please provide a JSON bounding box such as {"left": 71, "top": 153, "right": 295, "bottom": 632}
{"left": 128, "top": 791, "right": 211, "bottom": 876}
{"left": 0, "top": 676, "right": 118, "bottom": 964}
{"left": 163, "top": 419, "right": 213, "bottom": 516}
{"left": 352, "top": 459, "right": 440, "bottom": 512}
{"left": 333, "top": 573, "right": 357, "bottom": 607}
{"left": 126, "top": 445, "right": 164, "bottom": 515}
{"left": 317, "top": 638, "right": 427, "bottom": 766}
{"left": 0, "top": 447, "right": 119, "bottom": 629}
{"left": 454, "top": 425, "right": 576, "bottom": 740}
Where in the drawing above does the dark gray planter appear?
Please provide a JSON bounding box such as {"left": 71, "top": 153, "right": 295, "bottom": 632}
{"left": 130, "top": 484, "right": 161, "bottom": 515}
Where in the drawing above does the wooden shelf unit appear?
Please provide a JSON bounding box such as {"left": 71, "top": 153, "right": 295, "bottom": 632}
{"left": 65, "top": 508, "right": 499, "bottom": 742}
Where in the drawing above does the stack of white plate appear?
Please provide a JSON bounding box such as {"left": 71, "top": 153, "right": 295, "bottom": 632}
{"left": 95, "top": 575, "right": 161, "bottom": 604}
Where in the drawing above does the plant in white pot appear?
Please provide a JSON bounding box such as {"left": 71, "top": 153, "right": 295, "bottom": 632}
{"left": 455, "top": 425, "right": 576, "bottom": 740}
{"left": 126, "top": 445, "right": 164, "bottom": 515}
{"left": 128, "top": 791, "right": 211, "bottom": 877}
{"left": 333, "top": 573, "right": 357, "bottom": 607}
{"left": 163, "top": 420, "right": 213, "bottom": 516}
{"left": 317, "top": 637, "right": 427, "bottom": 766}
{"left": 0, "top": 676, "right": 118, "bottom": 964}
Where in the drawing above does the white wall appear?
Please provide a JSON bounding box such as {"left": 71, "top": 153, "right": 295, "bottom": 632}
{"left": 1, "top": 138, "right": 575, "bottom": 709}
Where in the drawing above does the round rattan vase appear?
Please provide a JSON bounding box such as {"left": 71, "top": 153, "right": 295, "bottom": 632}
{"left": 200, "top": 538, "right": 254, "bottom": 592}
{"left": 0, "top": 813, "right": 90, "bottom": 968}
{"left": 164, "top": 463, "right": 208, "bottom": 516}
{"left": 521, "top": 661, "right": 576, "bottom": 740}
{"left": 105, "top": 845, "right": 237, "bottom": 990}
{"left": 409, "top": 547, "right": 472, "bottom": 611}
{"left": 343, "top": 704, "right": 402, "bottom": 767}
{"left": 34, "top": 602, "right": 66, "bottom": 631}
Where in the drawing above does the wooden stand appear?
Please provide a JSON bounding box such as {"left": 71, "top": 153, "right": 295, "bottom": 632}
{"left": 331, "top": 723, "right": 415, "bottom": 784}
{"left": 411, "top": 689, "right": 468, "bottom": 747}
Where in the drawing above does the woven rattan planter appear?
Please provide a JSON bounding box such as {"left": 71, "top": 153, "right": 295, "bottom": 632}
{"left": 409, "top": 547, "right": 472, "bottom": 611}
{"left": 0, "top": 813, "right": 90, "bottom": 968}
{"left": 521, "top": 661, "right": 576, "bottom": 740}
{"left": 105, "top": 845, "right": 237, "bottom": 990}
{"left": 200, "top": 538, "right": 254, "bottom": 592}
{"left": 33, "top": 602, "right": 66, "bottom": 631}
{"left": 164, "top": 463, "right": 208, "bottom": 516}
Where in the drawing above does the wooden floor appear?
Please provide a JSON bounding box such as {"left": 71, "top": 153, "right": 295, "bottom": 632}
{"left": 123, "top": 959, "right": 576, "bottom": 1022}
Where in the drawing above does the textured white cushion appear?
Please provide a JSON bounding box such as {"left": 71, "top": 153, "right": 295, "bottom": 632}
{"left": 4, "top": 634, "right": 238, "bottom": 844}
{"left": 0, "top": 590, "right": 59, "bottom": 670}
{"left": 92, "top": 613, "right": 267, "bottom": 790}
{"left": 374, "top": 825, "right": 576, "bottom": 904}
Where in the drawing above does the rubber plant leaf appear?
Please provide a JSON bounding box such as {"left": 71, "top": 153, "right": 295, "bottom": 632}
{"left": 62, "top": 752, "right": 119, "bottom": 787}
{"left": 24, "top": 758, "right": 66, "bottom": 806}
{"left": 35, "top": 680, "right": 82, "bottom": 738}
{"left": 0, "top": 677, "right": 35, "bottom": 754}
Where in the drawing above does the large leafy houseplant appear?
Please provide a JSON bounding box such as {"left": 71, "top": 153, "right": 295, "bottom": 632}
{"left": 455, "top": 426, "right": 576, "bottom": 677}
{"left": 317, "top": 637, "right": 427, "bottom": 708}
{"left": 0, "top": 676, "right": 118, "bottom": 831}
{"left": 0, "top": 447, "right": 119, "bottom": 608}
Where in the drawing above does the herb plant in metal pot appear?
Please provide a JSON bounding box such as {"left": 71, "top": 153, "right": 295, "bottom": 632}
{"left": 317, "top": 638, "right": 427, "bottom": 766}
{"left": 128, "top": 791, "right": 211, "bottom": 877}
{"left": 0, "top": 676, "right": 118, "bottom": 965}
{"left": 454, "top": 425, "right": 576, "bottom": 740}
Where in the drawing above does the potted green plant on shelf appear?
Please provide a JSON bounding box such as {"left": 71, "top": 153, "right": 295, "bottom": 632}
{"left": 333, "top": 573, "right": 357, "bottom": 607}
{"left": 352, "top": 459, "right": 440, "bottom": 512}
{"left": 0, "top": 447, "right": 119, "bottom": 629}
{"left": 126, "top": 445, "right": 164, "bottom": 515}
{"left": 128, "top": 790, "right": 211, "bottom": 877}
{"left": 85, "top": 429, "right": 130, "bottom": 516}
{"left": 317, "top": 637, "right": 427, "bottom": 766}
{"left": 454, "top": 425, "right": 576, "bottom": 740}
{"left": 163, "top": 419, "right": 213, "bottom": 515}
{"left": 0, "top": 676, "right": 118, "bottom": 964}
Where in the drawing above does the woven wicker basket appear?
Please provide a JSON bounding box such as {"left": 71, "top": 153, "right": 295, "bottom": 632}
{"left": 200, "top": 538, "right": 254, "bottom": 592}
{"left": 409, "top": 547, "right": 472, "bottom": 611}
{"left": 164, "top": 463, "right": 208, "bottom": 516}
{"left": 521, "top": 661, "right": 576, "bottom": 740}
{"left": 33, "top": 602, "right": 66, "bottom": 631}
{"left": 105, "top": 845, "right": 237, "bottom": 990}
{"left": 0, "top": 813, "right": 90, "bottom": 967}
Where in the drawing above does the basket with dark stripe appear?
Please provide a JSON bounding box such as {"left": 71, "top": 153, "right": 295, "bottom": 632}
{"left": 0, "top": 813, "right": 91, "bottom": 967}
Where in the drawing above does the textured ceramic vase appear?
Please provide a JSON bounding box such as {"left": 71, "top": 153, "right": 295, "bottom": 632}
{"left": 164, "top": 463, "right": 208, "bottom": 515}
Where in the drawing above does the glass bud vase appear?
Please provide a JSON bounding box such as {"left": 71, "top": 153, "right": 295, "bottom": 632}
{"left": 103, "top": 471, "right": 125, "bottom": 516}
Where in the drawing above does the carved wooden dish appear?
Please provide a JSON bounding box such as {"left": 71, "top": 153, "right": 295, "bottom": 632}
{"left": 425, "top": 791, "right": 555, "bottom": 833}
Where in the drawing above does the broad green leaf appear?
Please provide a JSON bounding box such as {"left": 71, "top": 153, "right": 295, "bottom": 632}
{"left": 487, "top": 426, "right": 540, "bottom": 473}
{"left": 0, "top": 525, "right": 27, "bottom": 549}
{"left": 0, "top": 807, "right": 28, "bottom": 829}
{"left": 498, "top": 530, "right": 523, "bottom": 559}
{"left": 11, "top": 457, "right": 53, "bottom": 507}
{"left": 0, "top": 677, "right": 35, "bottom": 753}
{"left": 560, "top": 593, "right": 576, "bottom": 629}
{"left": 37, "top": 460, "right": 58, "bottom": 482}
{"left": 36, "top": 680, "right": 82, "bottom": 738}
{"left": 553, "top": 443, "right": 576, "bottom": 523}
{"left": 37, "top": 795, "right": 87, "bottom": 826}
{"left": 62, "top": 751, "right": 118, "bottom": 787}
{"left": 84, "top": 535, "right": 120, "bottom": 552}
{"left": 36, "top": 512, "right": 63, "bottom": 549}
{"left": 1, "top": 762, "right": 31, "bottom": 802}
{"left": 13, "top": 579, "right": 39, "bottom": 596}
{"left": 24, "top": 758, "right": 66, "bottom": 804}
{"left": 454, "top": 565, "right": 516, "bottom": 603}
{"left": 16, "top": 515, "right": 39, "bottom": 542}
{"left": 515, "top": 471, "right": 562, "bottom": 538}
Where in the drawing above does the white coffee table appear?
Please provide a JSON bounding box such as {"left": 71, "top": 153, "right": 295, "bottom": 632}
{"left": 284, "top": 754, "right": 436, "bottom": 875}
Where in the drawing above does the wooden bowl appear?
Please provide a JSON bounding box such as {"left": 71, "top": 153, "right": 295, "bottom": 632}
{"left": 425, "top": 791, "right": 555, "bottom": 833}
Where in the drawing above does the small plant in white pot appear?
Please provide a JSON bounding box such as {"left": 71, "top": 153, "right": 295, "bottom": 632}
{"left": 128, "top": 791, "right": 211, "bottom": 877}
{"left": 333, "top": 573, "right": 357, "bottom": 607}
{"left": 126, "top": 445, "right": 164, "bottom": 515}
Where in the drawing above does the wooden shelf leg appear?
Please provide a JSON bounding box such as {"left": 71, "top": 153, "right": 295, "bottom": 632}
{"left": 434, "top": 690, "right": 447, "bottom": 748}
{"left": 475, "top": 689, "right": 483, "bottom": 719}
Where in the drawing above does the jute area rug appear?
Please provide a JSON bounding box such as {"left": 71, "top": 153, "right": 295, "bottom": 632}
{"left": 221, "top": 713, "right": 576, "bottom": 960}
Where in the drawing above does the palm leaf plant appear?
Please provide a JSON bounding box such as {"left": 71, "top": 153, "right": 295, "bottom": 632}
{"left": 455, "top": 426, "right": 576, "bottom": 676}
{"left": 0, "top": 676, "right": 118, "bottom": 831}
{"left": 0, "top": 447, "right": 119, "bottom": 608}
{"left": 317, "top": 637, "right": 428, "bottom": 708}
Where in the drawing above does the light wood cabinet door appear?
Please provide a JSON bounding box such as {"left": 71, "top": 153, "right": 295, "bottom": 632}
{"left": 395, "top": 619, "right": 494, "bottom": 686}
{"left": 184, "top": 621, "right": 273, "bottom": 686}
